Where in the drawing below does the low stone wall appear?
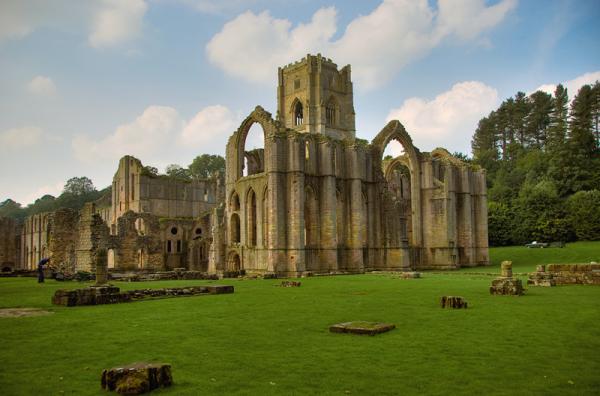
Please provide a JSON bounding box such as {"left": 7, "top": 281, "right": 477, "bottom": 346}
{"left": 52, "top": 284, "right": 234, "bottom": 306}
{"left": 528, "top": 263, "right": 600, "bottom": 286}
{"left": 110, "top": 270, "right": 218, "bottom": 282}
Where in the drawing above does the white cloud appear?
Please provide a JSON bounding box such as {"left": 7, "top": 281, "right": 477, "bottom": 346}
{"left": 89, "top": 0, "right": 147, "bottom": 48}
{"left": 27, "top": 75, "right": 57, "bottom": 96}
{"left": 181, "top": 105, "right": 237, "bottom": 145}
{"left": 206, "top": 0, "right": 517, "bottom": 89}
{"left": 534, "top": 70, "right": 600, "bottom": 98}
{"left": 0, "top": 126, "right": 44, "bottom": 149}
{"left": 163, "top": 0, "right": 260, "bottom": 15}
{"left": 72, "top": 104, "right": 237, "bottom": 165}
{"left": 387, "top": 81, "right": 498, "bottom": 153}
{"left": 0, "top": 0, "right": 146, "bottom": 48}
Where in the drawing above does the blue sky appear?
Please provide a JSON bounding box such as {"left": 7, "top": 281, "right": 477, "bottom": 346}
{"left": 1, "top": 0, "right": 599, "bottom": 204}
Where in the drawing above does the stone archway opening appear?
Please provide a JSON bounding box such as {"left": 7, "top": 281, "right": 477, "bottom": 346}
{"left": 242, "top": 123, "right": 265, "bottom": 177}
{"left": 227, "top": 251, "right": 241, "bottom": 271}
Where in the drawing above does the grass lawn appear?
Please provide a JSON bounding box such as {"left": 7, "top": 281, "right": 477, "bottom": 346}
{"left": 1, "top": 244, "right": 599, "bottom": 395}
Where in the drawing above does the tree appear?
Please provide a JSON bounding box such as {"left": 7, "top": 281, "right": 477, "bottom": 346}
{"left": 188, "top": 154, "right": 225, "bottom": 179}
{"left": 142, "top": 166, "right": 159, "bottom": 177}
{"left": 0, "top": 199, "right": 25, "bottom": 220}
{"left": 165, "top": 164, "right": 192, "bottom": 181}
{"left": 567, "top": 190, "right": 600, "bottom": 240}
{"left": 63, "top": 177, "right": 96, "bottom": 196}
{"left": 487, "top": 202, "right": 514, "bottom": 246}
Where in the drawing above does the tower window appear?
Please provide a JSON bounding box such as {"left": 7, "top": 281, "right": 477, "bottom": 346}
{"left": 294, "top": 101, "right": 303, "bottom": 126}
{"left": 294, "top": 79, "right": 300, "bottom": 90}
{"left": 326, "top": 102, "right": 336, "bottom": 126}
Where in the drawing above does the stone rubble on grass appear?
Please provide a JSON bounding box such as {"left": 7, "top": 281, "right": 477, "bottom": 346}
{"left": 101, "top": 362, "right": 172, "bottom": 395}
{"left": 329, "top": 321, "right": 396, "bottom": 336}
{"left": 399, "top": 271, "right": 421, "bottom": 279}
{"left": 52, "top": 285, "right": 234, "bottom": 307}
{"left": 440, "top": 296, "right": 468, "bottom": 309}
{"left": 490, "top": 261, "right": 524, "bottom": 296}
{"left": 280, "top": 281, "right": 301, "bottom": 287}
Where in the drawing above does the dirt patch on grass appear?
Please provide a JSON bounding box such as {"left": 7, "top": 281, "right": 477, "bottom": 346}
{"left": 0, "top": 308, "right": 53, "bottom": 318}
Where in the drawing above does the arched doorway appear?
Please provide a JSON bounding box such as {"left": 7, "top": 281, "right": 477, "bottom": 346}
{"left": 227, "top": 251, "right": 241, "bottom": 272}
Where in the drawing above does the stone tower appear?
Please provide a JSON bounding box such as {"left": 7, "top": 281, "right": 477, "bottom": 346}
{"left": 277, "top": 54, "right": 356, "bottom": 140}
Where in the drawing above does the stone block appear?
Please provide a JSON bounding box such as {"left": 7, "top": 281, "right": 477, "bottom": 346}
{"left": 400, "top": 272, "right": 421, "bottom": 279}
{"left": 440, "top": 296, "right": 468, "bottom": 309}
{"left": 280, "top": 281, "right": 301, "bottom": 287}
{"left": 205, "top": 285, "right": 234, "bottom": 294}
{"left": 490, "top": 278, "right": 524, "bottom": 295}
{"left": 329, "top": 321, "right": 395, "bottom": 336}
{"left": 101, "top": 362, "right": 172, "bottom": 395}
{"left": 500, "top": 261, "right": 513, "bottom": 278}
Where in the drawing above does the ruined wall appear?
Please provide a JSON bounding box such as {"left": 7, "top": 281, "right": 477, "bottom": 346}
{"left": 48, "top": 208, "right": 80, "bottom": 274}
{"left": 0, "top": 217, "right": 21, "bottom": 270}
{"left": 111, "top": 155, "right": 222, "bottom": 225}
{"left": 223, "top": 55, "right": 489, "bottom": 276}
{"left": 20, "top": 212, "right": 51, "bottom": 269}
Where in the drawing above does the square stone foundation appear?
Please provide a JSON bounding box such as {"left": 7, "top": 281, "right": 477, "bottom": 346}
{"left": 329, "top": 321, "right": 395, "bottom": 336}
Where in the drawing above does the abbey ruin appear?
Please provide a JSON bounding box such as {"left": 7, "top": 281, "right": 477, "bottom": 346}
{"left": 0, "top": 54, "right": 489, "bottom": 276}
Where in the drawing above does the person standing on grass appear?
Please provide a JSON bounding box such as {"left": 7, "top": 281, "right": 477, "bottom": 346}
{"left": 37, "top": 257, "right": 50, "bottom": 283}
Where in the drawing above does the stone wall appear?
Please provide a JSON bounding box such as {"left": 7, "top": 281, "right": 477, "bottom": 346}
{"left": 529, "top": 264, "right": 600, "bottom": 286}
{"left": 0, "top": 217, "right": 21, "bottom": 270}
{"left": 48, "top": 208, "right": 80, "bottom": 274}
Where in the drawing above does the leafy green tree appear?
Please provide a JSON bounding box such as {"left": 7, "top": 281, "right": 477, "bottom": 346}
{"left": 0, "top": 199, "right": 26, "bottom": 220}
{"left": 165, "top": 164, "right": 192, "bottom": 181}
{"left": 188, "top": 154, "right": 225, "bottom": 179}
{"left": 63, "top": 176, "right": 96, "bottom": 196}
{"left": 487, "top": 202, "right": 514, "bottom": 246}
{"left": 567, "top": 190, "right": 600, "bottom": 240}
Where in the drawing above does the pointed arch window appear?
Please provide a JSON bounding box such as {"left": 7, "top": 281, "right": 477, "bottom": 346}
{"left": 294, "top": 101, "right": 304, "bottom": 126}
{"left": 326, "top": 101, "right": 336, "bottom": 126}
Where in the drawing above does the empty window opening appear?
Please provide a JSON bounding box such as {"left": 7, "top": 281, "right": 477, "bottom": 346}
{"left": 177, "top": 240, "right": 182, "bottom": 253}
{"left": 294, "top": 101, "right": 303, "bottom": 126}
{"left": 167, "top": 240, "right": 172, "bottom": 253}
{"left": 242, "top": 123, "right": 265, "bottom": 177}
{"left": 170, "top": 227, "right": 178, "bottom": 235}
{"left": 326, "top": 103, "right": 336, "bottom": 126}
{"left": 294, "top": 79, "right": 300, "bottom": 90}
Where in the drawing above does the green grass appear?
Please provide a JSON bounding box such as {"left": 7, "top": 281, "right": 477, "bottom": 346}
{"left": 0, "top": 244, "right": 599, "bottom": 395}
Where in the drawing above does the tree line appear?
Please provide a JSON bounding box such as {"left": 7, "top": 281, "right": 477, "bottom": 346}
{"left": 472, "top": 82, "right": 600, "bottom": 245}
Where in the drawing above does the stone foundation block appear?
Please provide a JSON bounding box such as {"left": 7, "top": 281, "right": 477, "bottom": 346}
{"left": 280, "top": 281, "right": 301, "bottom": 287}
{"left": 101, "top": 362, "right": 172, "bottom": 395}
{"left": 329, "top": 321, "right": 395, "bottom": 336}
{"left": 490, "top": 278, "right": 524, "bottom": 295}
{"left": 400, "top": 272, "right": 421, "bottom": 279}
{"left": 440, "top": 296, "right": 468, "bottom": 309}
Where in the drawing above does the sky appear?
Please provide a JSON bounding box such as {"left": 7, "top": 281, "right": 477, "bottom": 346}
{"left": 1, "top": 0, "right": 599, "bottom": 205}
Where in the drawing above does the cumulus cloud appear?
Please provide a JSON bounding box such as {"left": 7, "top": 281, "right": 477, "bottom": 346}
{"left": 0, "top": 126, "right": 44, "bottom": 150}
{"left": 0, "top": 0, "right": 146, "bottom": 48}
{"left": 27, "top": 75, "right": 57, "bottom": 96}
{"left": 181, "top": 105, "right": 237, "bottom": 145}
{"left": 534, "top": 70, "right": 600, "bottom": 98}
{"left": 89, "top": 0, "right": 147, "bottom": 48}
{"left": 387, "top": 81, "right": 498, "bottom": 153}
{"left": 206, "top": 0, "right": 517, "bottom": 89}
{"left": 72, "top": 104, "right": 237, "bottom": 165}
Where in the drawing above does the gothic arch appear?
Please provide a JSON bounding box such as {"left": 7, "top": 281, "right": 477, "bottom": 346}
{"left": 372, "top": 120, "right": 422, "bottom": 246}
{"left": 229, "top": 106, "right": 280, "bottom": 180}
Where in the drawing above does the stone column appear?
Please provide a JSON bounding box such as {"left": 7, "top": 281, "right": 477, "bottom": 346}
{"left": 501, "top": 261, "right": 512, "bottom": 278}
{"left": 286, "top": 136, "right": 306, "bottom": 275}
{"left": 266, "top": 136, "right": 287, "bottom": 274}
{"left": 318, "top": 141, "right": 337, "bottom": 273}
{"left": 95, "top": 248, "right": 108, "bottom": 285}
{"left": 347, "top": 147, "right": 364, "bottom": 272}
